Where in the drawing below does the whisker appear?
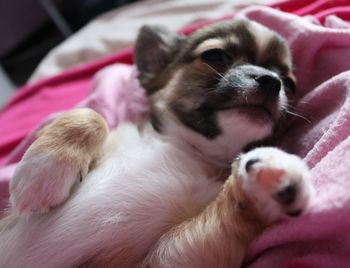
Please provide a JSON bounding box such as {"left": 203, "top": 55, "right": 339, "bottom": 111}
{"left": 285, "top": 102, "right": 316, "bottom": 120}
{"left": 203, "top": 63, "right": 229, "bottom": 82}
{"left": 287, "top": 98, "right": 311, "bottom": 105}
{"left": 285, "top": 110, "right": 312, "bottom": 123}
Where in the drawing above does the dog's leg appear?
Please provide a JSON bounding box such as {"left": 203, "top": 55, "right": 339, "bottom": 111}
{"left": 143, "top": 148, "right": 314, "bottom": 268}
{"left": 10, "top": 108, "right": 108, "bottom": 215}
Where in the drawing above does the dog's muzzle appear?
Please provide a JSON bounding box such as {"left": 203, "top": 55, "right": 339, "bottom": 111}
{"left": 220, "top": 64, "right": 282, "bottom": 97}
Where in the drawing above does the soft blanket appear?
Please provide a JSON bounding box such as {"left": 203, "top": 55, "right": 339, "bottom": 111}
{"left": 238, "top": 7, "right": 350, "bottom": 268}
{"left": 1, "top": 3, "right": 350, "bottom": 268}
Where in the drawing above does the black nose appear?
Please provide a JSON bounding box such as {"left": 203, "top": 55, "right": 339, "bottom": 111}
{"left": 255, "top": 74, "right": 281, "bottom": 96}
{"left": 274, "top": 184, "right": 297, "bottom": 206}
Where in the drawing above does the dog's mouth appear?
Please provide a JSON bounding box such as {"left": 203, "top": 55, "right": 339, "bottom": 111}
{"left": 216, "top": 103, "right": 276, "bottom": 123}
{"left": 235, "top": 104, "right": 273, "bottom": 121}
{"left": 234, "top": 104, "right": 276, "bottom": 123}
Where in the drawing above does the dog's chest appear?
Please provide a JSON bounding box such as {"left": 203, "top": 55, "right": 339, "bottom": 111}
{"left": 54, "top": 125, "right": 224, "bottom": 261}
{"left": 77, "top": 124, "right": 222, "bottom": 226}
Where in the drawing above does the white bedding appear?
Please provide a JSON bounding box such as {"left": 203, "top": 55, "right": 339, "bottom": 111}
{"left": 29, "top": 0, "right": 274, "bottom": 83}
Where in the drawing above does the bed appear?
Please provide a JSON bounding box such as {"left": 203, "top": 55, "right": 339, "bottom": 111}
{"left": 1, "top": 0, "right": 350, "bottom": 267}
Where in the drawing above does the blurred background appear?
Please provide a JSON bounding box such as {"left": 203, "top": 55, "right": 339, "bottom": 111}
{"left": 0, "top": 0, "right": 138, "bottom": 106}
{"left": 0, "top": 0, "right": 273, "bottom": 108}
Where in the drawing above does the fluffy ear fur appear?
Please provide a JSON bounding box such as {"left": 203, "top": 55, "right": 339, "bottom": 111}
{"left": 134, "top": 25, "right": 185, "bottom": 94}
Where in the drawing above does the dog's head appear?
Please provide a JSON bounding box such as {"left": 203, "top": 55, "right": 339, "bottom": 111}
{"left": 135, "top": 20, "right": 295, "bottom": 165}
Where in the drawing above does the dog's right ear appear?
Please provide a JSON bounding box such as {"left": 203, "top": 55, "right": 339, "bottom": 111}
{"left": 135, "top": 25, "right": 185, "bottom": 94}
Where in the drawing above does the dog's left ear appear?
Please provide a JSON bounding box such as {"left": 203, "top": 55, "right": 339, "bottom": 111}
{"left": 135, "top": 25, "right": 185, "bottom": 94}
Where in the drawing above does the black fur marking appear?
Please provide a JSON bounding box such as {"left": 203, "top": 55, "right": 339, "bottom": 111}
{"left": 135, "top": 25, "right": 185, "bottom": 94}
{"left": 171, "top": 103, "right": 221, "bottom": 139}
{"left": 262, "top": 34, "right": 291, "bottom": 72}
{"left": 150, "top": 111, "right": 163, "bottom": 133}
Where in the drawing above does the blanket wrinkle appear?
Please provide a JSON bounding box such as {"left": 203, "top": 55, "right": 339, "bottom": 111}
{"left": 247, "top": 136, "right": 350, "bottom": 268}
{"left": 236, "top": 6, "right": 350, "bottom": 267}
{"left": 278, "top": 71, "right": 350, "bottom": 168}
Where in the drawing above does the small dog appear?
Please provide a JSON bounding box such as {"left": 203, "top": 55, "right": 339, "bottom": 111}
{"left": 0, "top": 20, "right": 314, "bottom": 267}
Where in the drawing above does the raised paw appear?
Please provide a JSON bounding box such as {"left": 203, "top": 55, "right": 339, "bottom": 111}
{"left": 236, "top": 147, "right": 314, "bottom": 223}
{"left": 10, "top": 149, "right": 90, "bottom": 215}
{"left": 9, "top": 109, "right": 108, "bottom": 215}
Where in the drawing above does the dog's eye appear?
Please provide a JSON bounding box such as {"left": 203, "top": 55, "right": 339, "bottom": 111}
{"left": 200, "top": 49, "right": 229, "bottom": 65}
{"left": 283, "top": 77, "right": 296, "bottom": 93}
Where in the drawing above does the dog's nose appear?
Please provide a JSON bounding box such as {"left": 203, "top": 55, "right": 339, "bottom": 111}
{"left": 255, "top": 74, "right": 281, "bottom": 96}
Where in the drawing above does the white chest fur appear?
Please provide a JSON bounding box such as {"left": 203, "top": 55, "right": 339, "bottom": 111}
{"left": 0, "top": 124, "right": 224, "bottom": 268}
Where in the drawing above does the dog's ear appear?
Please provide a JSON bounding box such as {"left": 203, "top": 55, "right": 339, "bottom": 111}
{"left": 135, "top": 25, "right": 185, "bottom": 94}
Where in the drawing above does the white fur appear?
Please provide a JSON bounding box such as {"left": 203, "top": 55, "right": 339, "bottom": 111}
{"left": 1, "top": 83, "right": 306, "bottom": 267}
{"left": 10, "top": 152, "right": 86, "bottom": 214}
{"left": 193, "top": 37, "right": 238, "bottom": 55}
{"left": 0, "top": 124, "right": 222, "bottom": 267}
{"left": 0, "top": 84, "right": 300, "bottom": 267}
{"left": 163, "top": 109, "right": 273, "bottom": 167}
{"left": 0, "top": 123, "right": 314, "bottom": 267}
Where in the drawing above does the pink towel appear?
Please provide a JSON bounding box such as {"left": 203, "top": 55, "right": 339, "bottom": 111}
{"left": 1, "top": 5, "right": 350, "bottom": 267}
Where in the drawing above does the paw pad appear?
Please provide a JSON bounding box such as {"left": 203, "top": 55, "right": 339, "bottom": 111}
{"left": 237, "top": 147, "right": 314, "bottom": 222}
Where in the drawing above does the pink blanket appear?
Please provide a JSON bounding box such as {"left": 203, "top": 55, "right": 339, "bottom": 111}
{"left": 1, "top": 4, "right": 350, "bottom": 268}
{"left": 238, "top": 7, "right": 350, "bottom": 268}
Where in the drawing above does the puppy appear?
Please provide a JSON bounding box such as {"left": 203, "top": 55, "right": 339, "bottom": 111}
{"left": 0, "top": 20, "right": 314, "bottom": 267}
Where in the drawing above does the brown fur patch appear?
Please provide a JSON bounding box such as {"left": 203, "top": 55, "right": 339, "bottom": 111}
{"left": 36, "top": 108, "right": 108, "bottom": 158}
{"left": 8, "top": 108, "right": 109, "bottom": 214}
{"left": 143, "top": 160, "right": 267, "bottom": 268}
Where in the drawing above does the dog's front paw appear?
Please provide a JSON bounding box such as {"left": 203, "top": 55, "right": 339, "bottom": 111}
{"left": 236, "top": 147, "right": 314, "bottom": 223}
{"left": 10, "top": 149, "right": 89, "bottom": 215}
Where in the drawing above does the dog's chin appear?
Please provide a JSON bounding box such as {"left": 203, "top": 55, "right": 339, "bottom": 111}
{"left": 213, "top": 109, "right": 274, "bottom": 161}
{"left": 234, "top": 105, "right": 275, "bottom": 125}
{"left": 164, "top": 109, "right": 275, "bottom": 167}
